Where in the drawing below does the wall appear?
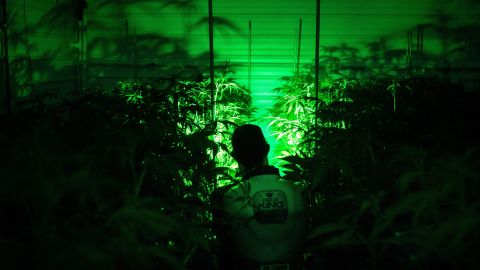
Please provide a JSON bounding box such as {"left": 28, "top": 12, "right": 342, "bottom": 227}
{"left": 3, "top": 0, "right": 79, "bottom": 105}
{"left": 2, "top": 0, "right": 480, "bottom": 115}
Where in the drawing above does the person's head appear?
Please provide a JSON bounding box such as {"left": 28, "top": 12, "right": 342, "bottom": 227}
{"left": 231, "top": 124, "right": 270, "bottom": 170}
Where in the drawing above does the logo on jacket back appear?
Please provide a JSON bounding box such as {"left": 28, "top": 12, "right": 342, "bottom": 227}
{"left": 253, "top": 190, "right": 288, "bottom": 224}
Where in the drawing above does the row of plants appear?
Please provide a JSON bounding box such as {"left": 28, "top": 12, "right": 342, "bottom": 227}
{"left": 270, "top": 73, "right": 480, "bottom": 269}
{"left": 3, "top": 63, "right": 479, "bottom": 269}
{"left": 0, "top": 74, "right": 252, "bottom": 269}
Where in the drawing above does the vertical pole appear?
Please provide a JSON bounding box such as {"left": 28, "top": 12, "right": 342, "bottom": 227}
{"left": 208, "top": 0, "right": 216, "bottom": 189}
{"left": 248, "top": 20, "right": 252, "bottom": 91}
{"left": 314, "top": 0, "right": 320, "bottom": 146}
{"left": 23, "top": 0, "right": 33, "bottom": 94}
{"left": 417, "top": 25, "right": 424, "bottom": 70}
{"left": 420, "top": 26, "right": 424, "bottom": 71}
{"left": 1, "top": 0, "right": 11, "bottom": 114}
{"left": 83, "top": 18, "right": 87, "bottom": 91}
{"left": 74, "top": 25, "right": 79, "bottom": 92}
{"left": 416, "top": 26, "right": 420, "bottom": 56}
{"left": 296, "top": 18, "right": 302, "bottom": 75}
{"left": 133, "top": 27, "right": 137, "bottom": 79}
{"left": 74, "top": 0, "right": 86, "bottom": 92}
{"left": 79, "top": 19, "right": 86, "bottom": 91}
{"left": 208, "top": 0, "right": 215, "bottom": 124}
{"left": 125, "top": 19, "right": 130, "bottom": 80}
{"left": 125, "top": 19, "right": 129, "bottom": 39}
{"left": 407, "top": 31, "right": 412, "bottom": 73}
{"left": 78, "top": 20, "right": 83, "bottom": 92}
{"left": 420, "top": 26, "right": 424, "bottom": 54}
{"left": 79, "top": 0, "right": 87, "bottom": 90}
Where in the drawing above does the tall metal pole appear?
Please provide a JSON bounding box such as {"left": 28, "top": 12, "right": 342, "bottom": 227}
{"left": 416, "top": 26, "right": 420, "bottom": 57}
{"left": 208, "top": 0, "right": 215, "bottom": 124}
{"left": 208, "top": 0, "right": 217, "bottom": 189}
{"left": 314, "top": 0, "right": 320, "bottom": 143}
{"left": 77, "top": 17, "right": 87, "bottom": 91}
{"left": 74, "top": 0, "right": 87, "bottom": 92}
{"left": 416, "top": 25, "right": 424, "bottom": 71}
{"left": 296, "top": 18, "right": 302, "bottom": 75}
{"left": 406, "top": 31, "right": 412, "bottom": 74}
{"left": 248, "top": 20, "right": 252, "bottom": 91}
{"left": 81, "top": 9, "right": 88, "bottom": 91}
{"left": 80, "top": 19, "right": 84, "bottom": 91}
{"left": 1, "top": 0, "right": 11, "bottom": 114}
{"left": 23, "top": 0, "right": 33, "bottom": 94}
{"left": 133, "top": 27, "right": 137, "bottom": 79}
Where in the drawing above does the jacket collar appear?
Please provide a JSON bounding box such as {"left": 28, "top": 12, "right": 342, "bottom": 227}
{"left": 241, "top": 165, "right": 280, "bottom": 180}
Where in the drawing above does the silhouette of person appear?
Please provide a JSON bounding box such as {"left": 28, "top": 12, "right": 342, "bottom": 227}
{"left": 212, "top": 124, "right": 307, "bottom": 270}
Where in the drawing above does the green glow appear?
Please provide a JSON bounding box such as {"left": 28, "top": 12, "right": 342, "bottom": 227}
{"left": 2, "top": 2, "right": 480, "bottom": 269}
{"left": 6, "top": 0, "right": 477, "bottom": 91}
{"left": 5, "top": 0, "right": 480, "bottom": 160}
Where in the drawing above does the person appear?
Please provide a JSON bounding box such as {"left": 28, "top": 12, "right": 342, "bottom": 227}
{"left": 212, "top": 124, "right": 308, "bottom": 270}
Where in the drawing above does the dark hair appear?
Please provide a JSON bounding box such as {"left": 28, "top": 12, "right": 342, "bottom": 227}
{"left": 231, "top": 124, "right": 269, "bottom": 168}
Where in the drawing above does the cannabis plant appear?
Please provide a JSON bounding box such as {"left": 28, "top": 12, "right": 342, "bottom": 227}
{"left": 0, "top": 73, "right": 253, "bottom": 270}
{"left": 280, "top": 76, "right": 480, "bottom": 269}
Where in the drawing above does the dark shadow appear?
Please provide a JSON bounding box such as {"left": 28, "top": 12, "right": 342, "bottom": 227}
{"left": 34, "top": 0, "right": 78, "bottom": 33}
{"left": 309, "top": 8, "right": 480, "bottom": 84}
{"left": 97, "top": 0, "right": 197, "bottom": 10}
{"left": 193, "top": 16, "right": 247, "bottom": 40}
{"left": 4, "top": 10, "right": 37, "bottom": 100}
{"left": 4, "top": 0, "right": 245, "bottom": 97}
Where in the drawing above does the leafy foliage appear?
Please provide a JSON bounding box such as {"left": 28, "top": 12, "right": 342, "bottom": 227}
{"left": 0, "top": 75, "right": 252, "bottom": 269}
{"left": 272, "top": 74, "right": 480, "bottom": 269}
{"left": 267, "top": 74, "right": 316, "bottom": 159}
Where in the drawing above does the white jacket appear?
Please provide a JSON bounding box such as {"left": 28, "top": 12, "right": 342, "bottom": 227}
{"left": 222, "top": 170, "right": 307, "bottom": 263}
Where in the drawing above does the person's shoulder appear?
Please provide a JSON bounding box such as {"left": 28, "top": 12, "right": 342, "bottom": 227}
{"left": 211, "top": 183, "right": 235, "bottom": 204}
{"left": 278, "top": 177, "right": 306, "bottom": 191}
{"left": 212, "top": 182, "right": 236, "bottom": 195}
{"left": 211, "top": 182, "right": 243, "bottom": 217}
{"left": 213, "top": 181, "right": 247, "bottom": 201}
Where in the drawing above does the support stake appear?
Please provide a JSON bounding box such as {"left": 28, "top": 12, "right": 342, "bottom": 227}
{"left": 1, "top": 0, "right": 11, "bottom": 114}
{"left": 208, "top": 0, "right": 217, "bottom": 189}
{"left": 248, "top": 20, "right": 252, "bottom": 91}
{"left": 208, "top": 0, "right": 215, "bottom": 124}
{"left": 314, "top": 0, "right": 320, "bottom": 149}
{"left": 296, "top": 18, "right": 302, "bottom": 75}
